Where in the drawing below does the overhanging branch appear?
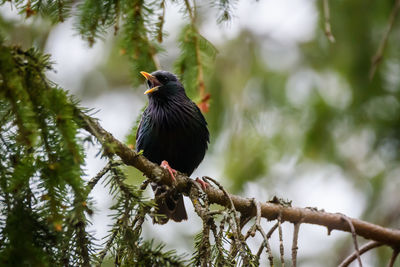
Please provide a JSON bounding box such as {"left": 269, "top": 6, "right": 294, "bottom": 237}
{"left": 77, "top": 110, "right": 400, "bottom": 249}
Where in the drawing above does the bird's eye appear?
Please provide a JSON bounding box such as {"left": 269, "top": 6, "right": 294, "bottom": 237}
{"left": 158, "top": 76, "right": 168, "bottom": 84}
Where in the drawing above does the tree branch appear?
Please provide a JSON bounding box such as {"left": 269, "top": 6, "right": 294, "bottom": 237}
{"left": 76, "top": 110, "right": 400, "bottom": 249}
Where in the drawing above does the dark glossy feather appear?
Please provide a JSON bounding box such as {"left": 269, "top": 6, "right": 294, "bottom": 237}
{"left": 136, "top": 70, "right": 209, "bottom": 223}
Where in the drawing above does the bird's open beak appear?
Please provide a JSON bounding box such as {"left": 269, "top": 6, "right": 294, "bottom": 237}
{"left": 140, "top": 71, "right": 160, "bottom": 94}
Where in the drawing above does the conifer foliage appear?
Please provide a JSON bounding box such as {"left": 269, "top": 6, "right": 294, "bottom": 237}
{"left": 0, "top": 44, "right": 92, "bottom": 265}
{"left": 0, "top": 42, "right": 188, "bottom": 266}
{"left": 0, "top": 0, "right": 224, "bottom": 265}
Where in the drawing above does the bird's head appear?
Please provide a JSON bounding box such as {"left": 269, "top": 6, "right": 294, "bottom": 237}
{"left": 140, "top": 70, "right": 184, "bottom": 99}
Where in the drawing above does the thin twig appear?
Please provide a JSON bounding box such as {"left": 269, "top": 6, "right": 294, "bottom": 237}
{"left": 184, "top": 0, "right": 195, "bottom": 22}
{"left": 265, "top": 223, "right": 278, "bottom": 266}
{"left": 210, "top": 217, "right": 227, "bottom": 266}
{"left": 183, "top": 0, "right": 207, "bottom": 102}
{"left": 156, "top": 0, "right": 166, "bottom": 43}
{"left": 188, "top": 183, "right": 212, "bottom": 267}
{"left": 146, "top": 38, "right": 161, "bottom": 70}
{"left": 388, "top": 249, "right": 399, "bottom": 267}
{"left": 203, "top": 177, "right": 235, "bottom": 212}
{"left": 323, "top": 0, "right": 335, "bottom": 42}
{"left": 203, "top": 176, "right": 249, "bottom": 262}
{"left": 96, "top": 229, "right": 118, "bottom": 267}
{"left": 278, "top": 214, "right": 285, "bottom": 267}
{"left": 369, "top": 0, "right": 400, "bottom": 80}
{"left": 88, "top": 161, "right": 119, "bottom": 189}
{"left": 203, "top": 177, "right": 241, "bottom": 236}
{"left": 244, "top": 199, "right": 259, "bottom": 240}
{"left": 292, "top": 222, "right": 302, "bottom": 267}
{"left": 226, "top": 215, "right": 242, "bottom": 261}
{"left": 139, "top": 179, "right": 150, "bottom": 191}
{"left": 257, "top": 222, "right": 279, "bottom": 266}
{"left": 267, "top": 222, "right": 280, "bottom": 239}
{"left": 341, "top": 214, "right": 362, "bottom": 267}
{"left": 114, "top": 0, "right": 120, "bottom": 35}
{"left": 249, "top": 199, "right": 274, "bottom": 266}
{"left": 338, "top": 241, "right": 383, "bottom": 267}
{"left": 202, "top": 177, "right": 248, "bottom": 264}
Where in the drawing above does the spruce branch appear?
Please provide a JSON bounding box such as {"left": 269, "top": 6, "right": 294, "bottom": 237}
{"left": 184, "top": 0, "right": 207, "bottom": 111}
{"left": 156, "top": 0, "right": 166, "bottom": 43}
{"left": 175, "top": 1, "right": 216, "bottom": 111}
{"left": 213, "top": 0, "right": 237, "bottom": 24}
{"left": 0, "top": 44, "right": 95, "bottom": 265}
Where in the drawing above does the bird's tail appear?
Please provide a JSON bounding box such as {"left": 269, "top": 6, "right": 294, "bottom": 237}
{"left": 152, "top": 183, "right": 188, "bottom": 224}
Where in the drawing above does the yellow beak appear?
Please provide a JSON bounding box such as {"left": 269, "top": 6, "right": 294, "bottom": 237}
{"left": 140, "top": 71, "right": 160, "bottom": 94}
{"left": 140, "top": 71, "right": 153, "bottom": 80}
{"left": 144, "top": 87, "right": 159, "bottom": 95}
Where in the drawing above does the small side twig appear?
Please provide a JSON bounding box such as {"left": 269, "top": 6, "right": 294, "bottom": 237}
{"left": 188, "top": 183, "right": 213, "bottom": 267}
{"left": 203, "top": 176, "right": 241, "bottom": 229}
{"left": 203, "top": 177, "right": 233, "bottom": 207}
{"left": 203, "top": 176, "right": 249, "bottom": 263}
{"left": 139, "top": 179, "right": 150, "bottom": 191}
{"left": 278, "top": 214, "right": 285, "bottom": 267}
{"left": 341, "top": 214, "right": 362, "bottom": 267}
{"left": 183, "top": 0, "right": 208, "bottom": 112}
{"left": 88, "top": 160, "right": 121, "bottom": 189}
{"left": 156, "top": 0, "right": 166, "bottom": 43}
{"left": 267, "top": 222, "right": 280, "bottom": 238}
{"left": 256, "top": 220, "right": 279, "bottom": 263}
{"left": 292, "top": 222, "right": 302, "bottom": 267}
{"left": 147, "top": 38, "right": 161, "bottom": 70}
{"left": 388, "top": 249, "right": 399, "bottom": 267}
{"left": 369, "top": 0, "right": 400, "bottom": 80}
{"left": 244, "top": 199, "right": 260, "bottom": 240}
{"left": 322, "top": 0, "right": 335, "bottom": 42}
{"left": 96, "top": 229, "right": 118, "bottom": 267}
{"left": 247, "top": 199, "right": 274, "bottom": 266}
{"left": 209, "top": 216, "right": 227, "bottom": 265}
{"left": 338, "top": 241, "right": 383, "bottom": 267}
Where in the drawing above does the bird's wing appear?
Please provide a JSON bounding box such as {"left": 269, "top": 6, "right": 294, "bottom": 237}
{"left": 135, "top": 107, "right": 150, "bottom": 151}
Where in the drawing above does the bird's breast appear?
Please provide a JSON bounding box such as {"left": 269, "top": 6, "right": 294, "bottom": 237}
{"left": 140, "top": 102, "right": 209, "bottom": 175}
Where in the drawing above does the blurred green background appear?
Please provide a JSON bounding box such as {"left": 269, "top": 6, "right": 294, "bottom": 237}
{"left": 1, "top": 0, "right": 399, "bottom": 266}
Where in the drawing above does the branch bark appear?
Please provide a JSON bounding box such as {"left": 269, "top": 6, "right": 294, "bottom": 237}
{"left": 77, "top": 110, "right": 400, "bottom": 249}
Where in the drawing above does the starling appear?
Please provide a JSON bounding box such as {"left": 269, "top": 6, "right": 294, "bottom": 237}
{"left": 136, "top": 70, "right": 209, "bottom": 224}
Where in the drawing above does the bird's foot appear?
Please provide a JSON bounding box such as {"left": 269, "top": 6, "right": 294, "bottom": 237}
{"left": 195, "top": 177, "right": 209, "bottom": 191}
{"left": 161, "top": 160, "right": 177, "bottom": 182}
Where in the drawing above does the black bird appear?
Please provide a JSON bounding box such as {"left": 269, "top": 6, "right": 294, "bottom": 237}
{"left": 136, "top": 70, "right": 209, "bottom": 224}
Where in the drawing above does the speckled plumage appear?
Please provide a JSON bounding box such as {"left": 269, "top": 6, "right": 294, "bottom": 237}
{"left": 136, "top": 70, "right": 209, "bottom": 223}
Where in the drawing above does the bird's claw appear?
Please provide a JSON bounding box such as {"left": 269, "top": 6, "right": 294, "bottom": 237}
{"left": 161, "top": 160, "right": 177, "bottom": 182}
{"left": 195, "top": 177, "right": 209, "bottom": 190}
